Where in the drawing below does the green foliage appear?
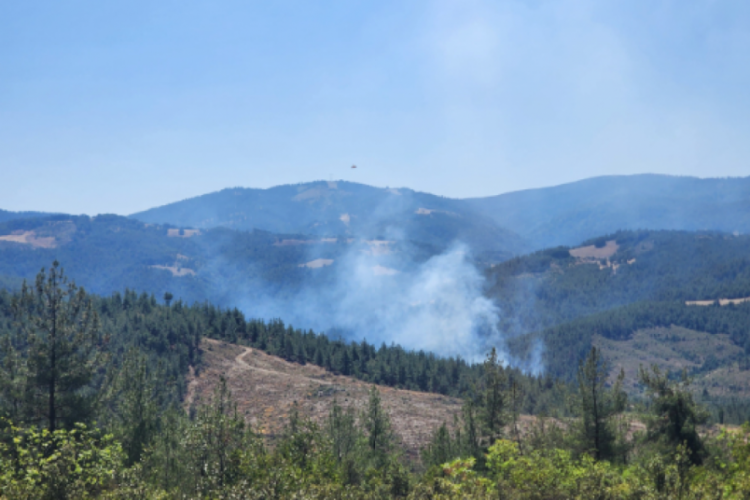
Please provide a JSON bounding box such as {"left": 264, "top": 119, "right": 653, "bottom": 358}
{"left": 480, "top": 347, "right": 507, "bottom": 443}
{"left": 179, "top": 376, "right": 256, "bottom": 496}
{"left": 327, "top": 399, "right": 362, "bottom": 484}
{"left": 101, "top": 349, "right": 163, "bottom": 466}
{"left": 0, "top": 262, "right": 748, "bottom": 498}
{"left": 421, "top": 423, "right": 458, "bottom": 470}
{"left": 362, "top": 387, "right": 395, "bottom": 469}
{"left": 638, "top": 366, "right": 709, "bottom": 465}
{"left": 0, "top": 421, "right": 125, "bottom": 500}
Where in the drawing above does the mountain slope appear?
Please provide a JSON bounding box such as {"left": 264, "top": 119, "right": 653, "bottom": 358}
{"left": 130, "top": 181, "right": 525, "bottom": 256}
{"left": 189, "top": 338, "right": 463, "bottom": 457}
{"left": 0, "top": 214, "right": 443, "bottom": 314}
{"left": 0, "top": 214, "right": 335, "bottom": 301}
{"left": 467, "top": 174, "right": 750, "bottom": 249}
{"left": 132, "top": 175, "right": 750, "bottom": 255}
{"left": 490, "top": 229, "right": 750, "bottom": 400}
{"left": 487, "top": 229, "right": 750, "bottom": 339}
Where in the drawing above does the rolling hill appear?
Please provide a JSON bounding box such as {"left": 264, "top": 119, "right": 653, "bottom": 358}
{"left": 131, "top": 175, "right": 750, "bottom": 255}
{"left": 0, "top": 208, "right": 55, "bottom": 224}
{"left": 488, "top": 229, "right": 750, "bottom": 407}
{"left": 130, "top": 181, "right": 525, "bottom": 258}
{"left": 189, "top": 337, "right": 463, "bottom": 458}
{"left": 466, "top": 174, "right": 750, "bottom": 249}
{"left": 487, "top": 229, "right": 750, "bottom": 337}
{"left": 0, "top": 213, "right": 440, "bottom": 316}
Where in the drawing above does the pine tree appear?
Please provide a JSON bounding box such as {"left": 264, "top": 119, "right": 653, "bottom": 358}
{"left": 327, "top": 399, "right": 359, "bottom": 467}
{"left": 0, "top": 334, "right": 28, "bottom": 421}
{"left": 362, "top": 386, "right": 393, "bottom": 467}
{"left": 421, "top": 422, "right": 456, "bottom": 468}
{"left": 183, "top": 376, "right": 253, "bottom": 494}
{"left": 481, "top": 347, "right": 506, "bottom": 443}
{"left": 461, "top": 399, "right": 482, "bottom": 463}
{"left": 11, "top": 262, "right": 104, "bottom": 431}
{"left": 102, "top": 349, "right": 162, "bottom": 465}
{"left": 508, "top": 375, "right": 523, "bottom": 448}
{"left": 576, "top": 346, "right": 626, "bottom": 461}
{"left": 639, "top": 365, "right": 708, "bottom": 464}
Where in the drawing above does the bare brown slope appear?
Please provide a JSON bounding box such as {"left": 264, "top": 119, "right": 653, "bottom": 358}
{"left": 185, "top": 338, "right": 463, "bottom": 458}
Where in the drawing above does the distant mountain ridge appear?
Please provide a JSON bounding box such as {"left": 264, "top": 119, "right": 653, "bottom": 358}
{"left": 130, "top": 174, "right": 750, "bottom": 253}
{"left": 130, "top": 180, "right": 525, "bottom": 257}
{"left": 466, "top": 174, "right": 750, "bottom": 249}
{"left": 0, "top": 209, "right": 56, "bottom": 224}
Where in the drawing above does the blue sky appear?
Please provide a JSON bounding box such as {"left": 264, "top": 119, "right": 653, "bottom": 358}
{"left": 1, "top": 0, "right": 749, "bottom": 215}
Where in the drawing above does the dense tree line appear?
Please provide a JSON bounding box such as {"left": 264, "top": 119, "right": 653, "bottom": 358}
{"left": 0, "top": 264, "right": 563, "bottom": 419}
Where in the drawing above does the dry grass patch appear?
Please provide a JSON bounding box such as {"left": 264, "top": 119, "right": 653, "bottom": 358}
{"left": 149, "top": 265, "right": 196, "bottom": 277}
{"left": 686, "top": 297, "right": 750, "bottom": 306}
{"left": 298, "top": 259, "right": 334, "bottom": 269}
{"left": 167, "top": 228, "right": 200, "bottom": 238}
{"left": 0, "top": 231, "right": 56, "bottom": 248}
{"left": 569, "top": 240, "right": 619, "bottom": 259}
{"left": 0, "top": 221, "right": 76, "bottom": 249}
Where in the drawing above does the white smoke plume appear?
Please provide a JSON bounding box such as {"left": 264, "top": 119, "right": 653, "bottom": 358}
{"left": 238, "top": 235, "right": 543, "bottom": 372}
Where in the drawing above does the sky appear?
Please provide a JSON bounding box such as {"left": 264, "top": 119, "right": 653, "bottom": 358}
{"left": 1, "top": 0, "right": 749, "bottom": 215}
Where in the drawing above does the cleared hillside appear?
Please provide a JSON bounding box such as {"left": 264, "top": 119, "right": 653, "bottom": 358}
{"left": 186, "top": 338, "right": 463, "bottom": 458}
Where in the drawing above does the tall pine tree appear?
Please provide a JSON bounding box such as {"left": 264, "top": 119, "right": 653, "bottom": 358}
{"left": 576, "top": 346, "right": 626, "bottom": 461}
{"left": 10, "top": 262, "right": 104, "bottom": 431}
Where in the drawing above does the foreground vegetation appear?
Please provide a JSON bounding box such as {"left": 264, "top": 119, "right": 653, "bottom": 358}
{"left": 0, "top": 263, "right": 749, "bottom": 499}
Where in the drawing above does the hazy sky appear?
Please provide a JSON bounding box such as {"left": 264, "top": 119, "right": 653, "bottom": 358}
{"left": 2, "top": 0, "right": 749, "bottom": 215}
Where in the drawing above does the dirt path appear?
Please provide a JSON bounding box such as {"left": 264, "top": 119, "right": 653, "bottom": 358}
{"left": 188, "top": 338, "right": 463, "bottom": 457}
{"left": 223, "top": 342, "right": 336, "bottom": 386}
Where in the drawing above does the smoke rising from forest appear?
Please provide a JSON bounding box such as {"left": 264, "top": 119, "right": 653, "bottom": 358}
{"left": 236, "top": 225, "right": 543, "bottom": 372}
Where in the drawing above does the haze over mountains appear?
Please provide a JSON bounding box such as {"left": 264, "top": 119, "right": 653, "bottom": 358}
{"left": 1, "top": 173, "right": 750, "bottom": 375}
{"left": 132, "top": 180, "right": 525, "bottom": 259}
{"left": 467, "top": 174, "right": 750, "bottom": 249}
{"left": 132, "top": 174, "right": 750, "bottom": 251}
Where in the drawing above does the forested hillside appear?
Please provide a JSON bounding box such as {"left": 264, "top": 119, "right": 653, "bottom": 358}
{"left": 479, "top": 229, "right": 750, "bottom": 414}
{"left": 488, "top": 229, "right": 750, "bottom": 337}
{"left": 4, "top": 215, "right": 750, "bottom": 391}
{"left": 0, "top": 213, "right": 413, "bottom": 305}
{"left": 131, "top": 175, "right": 750, "bottom": 254}
{"left": 0, "top": 278, "right": 557, "bottom": 411}
{"left": 0, "top": 208, "right": 53, "bottom": 224}
{"left": 131, "top": 181, "right": 525, "bottom": 256}
{"left": 467, "top": 174, "right": 750, "bottom": 249}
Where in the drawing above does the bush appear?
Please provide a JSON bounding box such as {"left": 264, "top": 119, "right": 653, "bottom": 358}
{"left": 0, "top": 422, "right": 126, "bottom": 500}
